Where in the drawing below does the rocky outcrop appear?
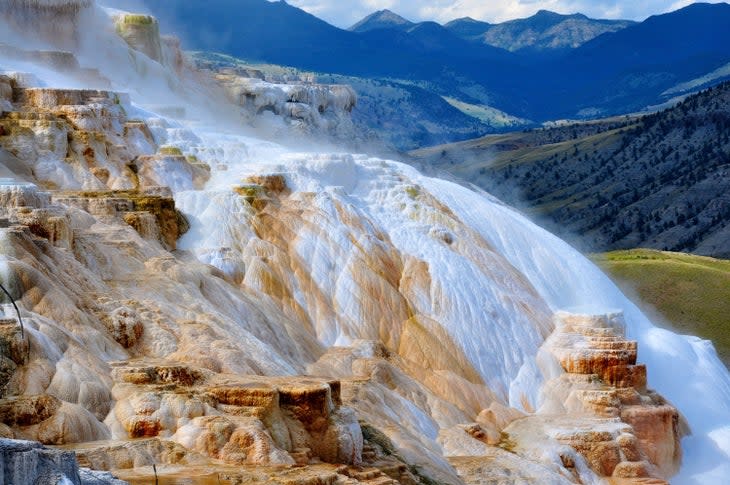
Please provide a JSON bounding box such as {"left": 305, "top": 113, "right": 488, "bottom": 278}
{"left": 548, "top": 312, "right": 639, "bottom": 376}
{"left": 0, "top": 78, "right": 209, "bottom": 195}
{"left": 212, "top": 72, "right": 359, "bottom": 144}
{"left": 0, "top": 1, "right": 94, "bottom": 51}
{"left": 535, "top": 311, "right": 684, "bottom": 481}
{"left": 113, "top": 14, "right": 162, "bottom": 63}
{"left": 0, "top": 318, "right": 28, "bottom": 399}
{"left": 0, "top": 394, "right": 109, "bottom": 445}
{"left": 0, "top": 182, "right": 72, "bottom": 249}
{"left": 52, "top": 190, "right": 189, "bottom": 250}
{"left": 105, "top": 360, "right": 362, "bottom": 467}
{"left": 112, "top": 12, "right": 187, "bottom": 75}
{"left": 0, "top": 183, "right": 188, "bottom": 251}
{"left": 438, "top": 311, "right": 684, "bottom": 485}
{"left": 0, "top": 83, "right": 150, "bottom": 191}
{"left": 0, "top": 437, "right": 127, "bottom": 485}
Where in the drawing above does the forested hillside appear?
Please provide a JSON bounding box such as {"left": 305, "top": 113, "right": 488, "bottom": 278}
{"left": 411, "top": 82, "right": 730, "bottom": 257}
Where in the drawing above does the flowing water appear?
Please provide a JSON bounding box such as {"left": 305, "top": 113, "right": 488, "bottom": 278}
{"left": 1, "top": 2, "right": 729, "bottom": 483}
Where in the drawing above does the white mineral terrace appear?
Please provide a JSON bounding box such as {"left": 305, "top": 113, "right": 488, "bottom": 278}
{"left": 0, "top": 2, "right": 728, "bottom": 484}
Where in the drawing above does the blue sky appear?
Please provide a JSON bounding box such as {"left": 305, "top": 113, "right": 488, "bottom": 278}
{"left": 283, "top": 0, "right": 726, "bottom": 28}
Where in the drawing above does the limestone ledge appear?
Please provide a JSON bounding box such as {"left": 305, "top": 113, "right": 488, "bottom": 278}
{"left": 0, "top": 81, "right": 156, "bottom": 191}
{"left": 0, "top": 184, "right": 188, "bottom": 251}
{"left": 15, "top": 88, "right": 127, "bottom": 111}
{"left": 538, "top": 311, "right": 684, "bottom": 480}
{"left": 112, "top": 13, "right": 188, "bottom": 74}
{"left": 0, "top": 437, "right": 127, "bottom": 485}
{"left": 213, "top": 72, "right": 359, "bottom": 143}
{"left": 0, "top": 392, "right": 109, "bottom": 445}
{"left": 113, "top": 462, "right": 408, "bottom": 485}
{"left": 233, "top": 173, "right": 290, "bottom": 211}
{"left": 52, "top": 189, "right": 189, "bottom": 250}
{"left": 72, "top": 425, "right": 425, "bottom": 485}
{"left": 0, "top": 182, "right": 74, "bottom": 249}
{"left": 1, "top": 80, "right": 210, "bottom": 194}
{"left": 104, "top": 360, "right": 362, "bottom": 468}
{"left": 438, "top": 311, "right": 684, "bottom": 485}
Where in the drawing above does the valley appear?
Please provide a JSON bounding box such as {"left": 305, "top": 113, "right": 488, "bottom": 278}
{"left": 141, "top": 0, "right": 730, "bottom": 122}
{"left": 411, "top": 82, "right": 730, "bottom": 258}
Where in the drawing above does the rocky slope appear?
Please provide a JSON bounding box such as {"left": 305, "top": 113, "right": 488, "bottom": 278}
{"left": 448, "top": 10, "right": 634, "bottom": 54}
{"left": 410, "top": 82, "right": 730, "bottom": 258}
{"left": 0, "top": 2, "right": 729, "bottom": 485}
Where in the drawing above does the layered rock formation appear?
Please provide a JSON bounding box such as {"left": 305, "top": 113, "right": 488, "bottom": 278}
{"left": 0, "top": 91, "right": 694, "bottom": 485}
{"left": 106, "top": 361, "right": 362, "bottom": 466}
{"left": 438, "top": 311, "right": 684, "bottom": 485}
{"left": 0, "top": 437, "right": 126, "bottom": 485}
{"left": 114, "top": 14, "right": 162, "bottom": 64}
{"left": 112, "top": 13, "right": 186, "bottom": 76}
{"left": 542, "top": 312, "right": 684, "bottom": 480}
{"left": 0, "top": 0, "right": 93, "bottom": 52}
{"left": 213, "top": 71, "right": 360, "bottom": 144}
{"left": 113, "top": 9, "right": 363, "bottom": 146}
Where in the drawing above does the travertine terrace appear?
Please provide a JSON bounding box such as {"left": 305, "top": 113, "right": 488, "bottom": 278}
{"left": 1, "top": 1, "right": 729, "bottom": 485}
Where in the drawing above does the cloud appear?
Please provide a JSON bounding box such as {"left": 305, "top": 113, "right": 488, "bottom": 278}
{"left": 282, "top": 0, "right": 727, "bottom": 28}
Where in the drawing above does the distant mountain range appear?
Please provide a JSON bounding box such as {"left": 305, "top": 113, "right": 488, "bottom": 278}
{"left": 139, "top": 0, "right": 730, "bottom": 134}
{"left": 410, "top": 81, "right": 730, "bottom": 258}
{"left": 352, "top": 9, "right": 635, "bottom": 54}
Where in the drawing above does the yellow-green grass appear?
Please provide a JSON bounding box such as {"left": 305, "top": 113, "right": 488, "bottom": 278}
{"left": 121, "top": 14, "right": 155, "bottom": 25}
{"left": 158, "top": 146, "right": 183, "bottom": 156}
{"left": 592, "top": 249, "right": 730, "bottom": 366}
{"left": 441, "top": 96, "right": 529, "bottom": 127}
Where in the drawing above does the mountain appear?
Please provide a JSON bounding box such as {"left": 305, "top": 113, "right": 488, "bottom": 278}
{"left": 2, "top": 1, "right": 730, "bottom": 484}
{"left": 542, "top": 2, "right": 730, "bottom": 118}
{"left": 349, "top": 9, "right": 414, "bottom": 32}
{"left": 139, "top": 0, "right": 730, "bottom": 126}
{"left": 139, "top": 0, "right": 525, "bottom": 129}
{"left": 135, "top": 0, "right": 357, "bottom": 70}
{"left": 443, "top": 17, "right": 492, "bottom": 38}
{"left": 403, "top": 20, "right": 487, "bottom": 54}
{"left": 139, "top": 0, "right": 512, "bottom": 73}
{"left": 348, "top": 11, "right": 495, "bottom": 57}
{"left": 356, "top": 9, "right": 633, "bottom": 54}
{"left": 410, "top": 81, "right": 730, "bottom": 258}
{"left": 474, "top": 10, "right": 635, "bottom": 53}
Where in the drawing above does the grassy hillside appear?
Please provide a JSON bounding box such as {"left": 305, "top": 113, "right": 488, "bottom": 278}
{"left": 592, "top": 249, "right": 730, "bottom": 366}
